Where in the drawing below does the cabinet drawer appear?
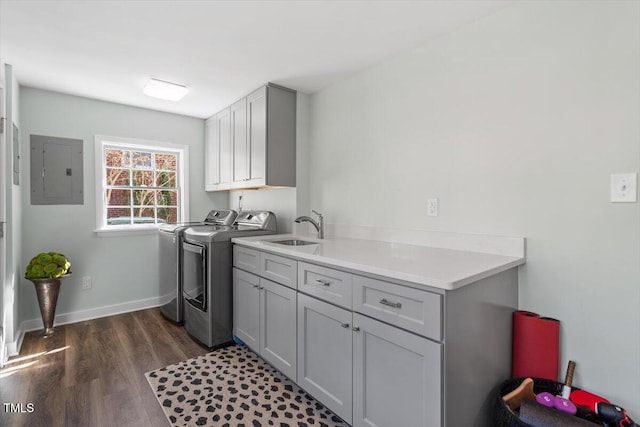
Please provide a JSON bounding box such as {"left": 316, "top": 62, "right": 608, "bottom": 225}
{"left": 233, "top": 245, "right": 260, "bottom": 275}
{"left": 353, "top": 276, "right": 442, "bottom": 341}
{"left": 260, "top": 252, "right": 297, "bottom": 289}
{"left": 298, "top": 262, "right": 352, "bottom": 309}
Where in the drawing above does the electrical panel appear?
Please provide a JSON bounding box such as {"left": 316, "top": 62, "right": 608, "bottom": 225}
{"left": 30, "top": 134, "right": 83, "bottom": 205}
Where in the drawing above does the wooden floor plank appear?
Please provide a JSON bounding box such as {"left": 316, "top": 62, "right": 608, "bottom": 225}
{"left": 0, "top": 308, "right": 209, "bottom": 427}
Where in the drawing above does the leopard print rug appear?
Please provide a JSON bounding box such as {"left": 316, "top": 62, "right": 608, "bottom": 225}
{"left": 145, "top": 345, "right": 350, "bottom": 427}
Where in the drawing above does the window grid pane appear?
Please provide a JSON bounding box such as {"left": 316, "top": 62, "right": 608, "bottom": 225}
{"left": 155, "top": 153, "right": 177, "bottom": 171}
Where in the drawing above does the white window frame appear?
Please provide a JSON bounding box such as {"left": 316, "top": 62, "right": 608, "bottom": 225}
{"left": 94, "top": 135, "right": 190, "bottom": 236}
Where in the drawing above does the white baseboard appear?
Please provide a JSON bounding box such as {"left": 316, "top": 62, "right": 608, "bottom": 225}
{"left": 7, "top": 294, "right": 171, "bottom": 356}
{"left": 5, "top": 326, "right": 24, "bottom": 358}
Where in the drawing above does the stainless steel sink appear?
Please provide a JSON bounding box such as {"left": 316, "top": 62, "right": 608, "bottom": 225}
{"left": 269, "top": 239, "right": 318, "bottom": 246}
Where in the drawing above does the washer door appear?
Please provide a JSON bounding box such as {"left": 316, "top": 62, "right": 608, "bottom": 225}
{"left": 182, "top": 241, "right": 207, "bottom": 312}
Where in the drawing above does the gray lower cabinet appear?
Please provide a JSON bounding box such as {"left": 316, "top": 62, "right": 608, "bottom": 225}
{"left": 234, "top": 244, "right": 517, "bottom": 427}
{"left": 298, "top": 293, "right": 442, "bottom": 427}
{"left": 352, "top": 313, "right": 442, "bottom": 427}
{"left": 233, "top": 268, "right": 297, "bottom": 380}
{"left": 297, "top": 293, "right": 353, "bottom": 423}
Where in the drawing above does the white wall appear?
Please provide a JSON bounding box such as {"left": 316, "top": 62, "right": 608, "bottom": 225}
{"left": 19, "top": 88, "right": 228, "bottom": 326}
{"left": 229, "top": 187, "right": 296, "bottom": 232}
{"left": 308, "top": 1, "right": 640, "bottom": 413}
{"left": 1, "top": 63, "right": 22, "bottom": 357}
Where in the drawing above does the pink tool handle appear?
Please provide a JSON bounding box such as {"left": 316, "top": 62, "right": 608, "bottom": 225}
{"left": 536, "top": 392, "right": 578, "bottom": 415}
{"left": 554, "top": 397, "right": 577, "bottom": 415}
{"left": 537, "top": 392, "right": 555, "bottom": 407}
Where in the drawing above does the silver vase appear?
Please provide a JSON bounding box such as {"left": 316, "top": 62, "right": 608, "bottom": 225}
{"left": 28, "top": 277, "right": 64, "bottom": 338}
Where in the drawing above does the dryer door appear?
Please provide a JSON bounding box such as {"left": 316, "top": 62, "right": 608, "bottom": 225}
{"left": 182, "top": 241, "right": 207, "bottom": 312}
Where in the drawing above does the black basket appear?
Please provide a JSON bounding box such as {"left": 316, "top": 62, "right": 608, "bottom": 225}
{"left": 493, "top": 377, "right": 587, "bottom": 427}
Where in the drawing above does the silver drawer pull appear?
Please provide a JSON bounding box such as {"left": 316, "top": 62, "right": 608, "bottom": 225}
{"left": 352, "top": 326, "right": 360, "bottom": 332}
{"left": 252, "top": 284, "right": 259, "bottom": 288}
{"left": 380, "top": 298, "right": 402, "bottom": 309}
{"left": 314, "top": 279, "right": 331, "bottom": 287}
{"left": 340, "top": 323, "right": 350, "bottom": 328}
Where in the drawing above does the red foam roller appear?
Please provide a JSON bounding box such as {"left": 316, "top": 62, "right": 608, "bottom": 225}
{"left": 512, "top": 310, "right": 560, "bottom": 380}
{"left": 570, "top": 389, "right": 610, "bottom": 413}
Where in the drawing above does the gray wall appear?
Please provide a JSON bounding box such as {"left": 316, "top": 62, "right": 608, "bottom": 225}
{"left": 307, "top": 1, "right": 639, "bottom": 412}
{"left": 19, "top": 88, "right": 228, "bottom": 322}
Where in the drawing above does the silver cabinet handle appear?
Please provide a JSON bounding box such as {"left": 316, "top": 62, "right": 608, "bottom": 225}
{"left": 258, "top": 286, "right": 264, "bottom": 290}
{"left": 341, "top": 323, "right": 350, "bottom": 328}
{"left": 252, "top": 284, "right": 259, "bottom": 288}
{"left": 380, "top": 298, "right": 402, "bottom": 309}
{"left": 352, "top": 326, "right": 360, "bottom": 332}
{"left": 314, "top": 279, "right": 331, "bottom": 287}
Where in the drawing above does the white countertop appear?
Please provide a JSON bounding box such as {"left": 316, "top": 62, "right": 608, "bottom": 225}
{"left": 232, "top": 234, "right": 525, "bottom": 291}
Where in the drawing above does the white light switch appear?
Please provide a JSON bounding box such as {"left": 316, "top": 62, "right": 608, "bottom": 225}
{"left": 427, "top": 198, "right": 439, "bottom": 216}
{"left": 611, "top": 173, "right": 637, "bottom": 203}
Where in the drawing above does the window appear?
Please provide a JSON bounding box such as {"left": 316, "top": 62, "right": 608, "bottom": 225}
{"left": 95, "top": 135, "right": 189, "bottom": 234}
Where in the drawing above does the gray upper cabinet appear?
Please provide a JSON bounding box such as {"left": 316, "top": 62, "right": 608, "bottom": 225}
{"left": 206, "top": 83, "right": 296, "bottom": 192}
{"left": 205, "top": 117, "right": 218, "bottom": 190}
{"left": 245, "top": 86, "right": 267, "bottom": 187}
{"left": 205, "top": 107, "right": 231, "bottom": 191}
{"left": 231, "top": 97, "right": 248, "bottom": 186}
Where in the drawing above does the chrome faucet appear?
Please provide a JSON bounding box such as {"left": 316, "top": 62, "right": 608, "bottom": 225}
{"left": 295, "top": 209, "right": 324, "bottom": 239}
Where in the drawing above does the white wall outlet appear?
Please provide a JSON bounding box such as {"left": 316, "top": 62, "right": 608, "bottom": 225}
{"left": 81, "top": 276, "right": 92, "bottom": 290}
{"left": 427, "top": 198, "right": 439, "bottom": 217}
{"left": 611, "top": 173, "right": 637, "bottom": 202}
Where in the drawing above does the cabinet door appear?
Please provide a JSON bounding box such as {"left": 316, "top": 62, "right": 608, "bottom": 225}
{"left": 233, "top": 268, "right": 260, "bottom": 352}
{"left": 260, "top": 278, "right": 297, "bottom": 380}
{"left": 205, "top": 116, "right": 219, "bottom": 190}
{"left": 297, "top": 293, "right": 353, "bottom": 424}
{"left": 353, "top": 313, "right": 442, "bottom": 427}
{"left": 217, "top": 107, "right": 231, "bottom": 189}
{"left": 246, "top": 86, "right": 266, "bottom": 187}
{"left": 231, "top": 97, "right": 248, "bottom": 187}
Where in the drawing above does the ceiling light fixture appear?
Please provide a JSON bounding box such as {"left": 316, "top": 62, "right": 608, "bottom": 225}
{"left": 143, "top": 78, "right": 188, "bottom": 101}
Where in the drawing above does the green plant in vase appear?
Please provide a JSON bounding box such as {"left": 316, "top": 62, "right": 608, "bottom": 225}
{"left": 25, "top": 252, "right": 72, "bottom": 337}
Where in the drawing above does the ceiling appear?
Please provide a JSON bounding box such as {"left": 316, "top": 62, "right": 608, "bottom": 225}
{"left": 0, "top": 0, "right": 513, "bottom": 119}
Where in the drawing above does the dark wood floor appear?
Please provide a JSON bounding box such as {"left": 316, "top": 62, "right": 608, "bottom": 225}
{"left": 0, "top": 308, "right": 209, "bottom": 427}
